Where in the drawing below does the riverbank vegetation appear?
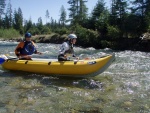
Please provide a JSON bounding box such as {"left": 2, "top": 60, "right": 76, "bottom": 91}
{"left": 0, "top": 28, "right": 20, "bottom": 39}
{"left": 0, "top": 0, "right": 150, "bottom": 51}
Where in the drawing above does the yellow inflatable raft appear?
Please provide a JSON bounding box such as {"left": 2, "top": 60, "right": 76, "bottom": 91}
{"left": 1, "top": 54, "right": 115, "bottom": 77}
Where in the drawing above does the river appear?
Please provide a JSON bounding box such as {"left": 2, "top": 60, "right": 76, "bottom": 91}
{"left": 0, "top": 41, "right": 149, "bottom": 113}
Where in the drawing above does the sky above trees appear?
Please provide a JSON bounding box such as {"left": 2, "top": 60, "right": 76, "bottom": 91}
{"left": 6, "top": 0, "right": 110, "bottom": 24}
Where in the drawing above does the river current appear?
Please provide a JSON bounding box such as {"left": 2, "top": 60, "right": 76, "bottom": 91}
{"left": 0, "top": 41, "right": 149, "bottom": 113}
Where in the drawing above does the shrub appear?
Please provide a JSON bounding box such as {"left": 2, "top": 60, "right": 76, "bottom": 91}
{"left": 0, "top": 28, "right": 20, "bottom": 39}
{"left": 41, "top": 26, "right": 51, "bottom": 34}
{"left": 148, "top": 26, "right": 150, "bottom": 33}
{"left": 73, "top": 25, "right": 99, "bottom": 47}
{"left": 107, "top": 25, "right": 120, "bottom": 39}
{"left": 54, "top": 27, "right": 69, "bottom": 35}
{"left": 100, "top": 40, "right": 111, "bottom": 48}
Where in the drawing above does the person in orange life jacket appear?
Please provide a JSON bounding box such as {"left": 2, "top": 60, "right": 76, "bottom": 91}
{"left": 58, "top": 34, "right": 78, "bottom": 61}
{"left": 15, "top": 32, "right": 42, "bottom": 60}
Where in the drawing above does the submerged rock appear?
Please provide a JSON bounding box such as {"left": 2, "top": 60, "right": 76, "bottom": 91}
{"left": 122, "top": 101, "right": 132, "bottom": 107}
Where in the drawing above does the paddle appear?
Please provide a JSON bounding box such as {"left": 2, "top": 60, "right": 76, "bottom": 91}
{"left": 0, "top": 54, "right": 34, "bottom": 64}
{"left": 0, "top": 57, "right": 19, "bottom": 64}
{"left": 0, "top": 52, "right": 43, "bottom": 64}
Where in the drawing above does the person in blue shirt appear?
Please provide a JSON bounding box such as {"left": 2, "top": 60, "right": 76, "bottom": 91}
{"left": 15, "top": 32, "right": 42, "bottom": 60}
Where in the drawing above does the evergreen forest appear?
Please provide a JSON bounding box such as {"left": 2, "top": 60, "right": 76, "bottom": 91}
{"left": 0, "top": 0, "right": 150, "bottom": 51}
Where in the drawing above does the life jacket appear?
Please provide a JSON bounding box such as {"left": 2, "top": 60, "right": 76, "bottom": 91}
{"left": 64, "top": 42, "right": 74, "bottom": 55}
{"left": 20, "top": 41, "right": 36, "bottom": 55}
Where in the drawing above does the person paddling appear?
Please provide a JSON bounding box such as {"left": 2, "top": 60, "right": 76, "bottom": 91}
{"left": 15, "top": 32, "right": 42, "bottom": 60}
{"left": 58, "top": 33, "right": 78, "bottom": 61}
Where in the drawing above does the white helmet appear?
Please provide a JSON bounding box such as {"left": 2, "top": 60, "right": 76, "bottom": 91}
{"left": 68, "top": 34, "right": 77, "bottom": 39}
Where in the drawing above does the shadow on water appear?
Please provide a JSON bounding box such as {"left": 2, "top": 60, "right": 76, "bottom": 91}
{"left": 0, "top": 70, "right": 104, "bottom": 90}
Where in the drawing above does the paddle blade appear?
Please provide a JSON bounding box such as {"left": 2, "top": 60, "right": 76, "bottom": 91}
{"left": 0, "top": 58, "right": 5, "bottom": 64}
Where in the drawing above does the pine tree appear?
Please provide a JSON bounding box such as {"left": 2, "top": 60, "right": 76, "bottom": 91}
{"left": 131, "top": 0, "right": 146, "bottom": 16}
{"left": 145, "top": 0, "right": 150, "bottom": 15}
{"left": 5, "top": 0, "right": 12, "bottom": 28}
{"left": 131, "top": 0, "right": 149, "bottom": 33}
{"left": 79, "top": 0, "right": 88, "bottom": 21}
{"left": 45, "top": 10, "right": 50, "bottom": 24}
{"left": 90, "top": 0, "right": 107, "bottom": 30}
{"left": 37, "top": 17, "right": 43, "bottom": 34}
{"left": 0, "top": 0, "right": 6, "bottom": 28}
{"left": 92, "top": 0, "right": 106, "bottom": 20}
{"left": 50, "top": 17, "right": 54, "bottom": 29}
{"left": 145, "top": 0, "right": 150, "bottom": 29}
{"left": 24, "top": 18, "right": 33, "bottom": 33}
{"left": 0, "top": 0, "right": 6, "bottom": 18}
{"left": 68, "top": 0, "right": 88, "bottom": 24}
{"left": 110, "top": 0, "right": 128, "bottom": 25}
{"left": 13, "top": 8, "right": 23, "bottom": 34}
{"left": 59, "top": 5, "right": 67, "bottom": 27}
{"left": 110, "top": 0, "right": 128, "bottom": 37}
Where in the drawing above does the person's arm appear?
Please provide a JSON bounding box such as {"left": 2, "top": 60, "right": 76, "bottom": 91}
{"left": 15, "top": 42, "right": 24, "bottom": 58}
{"left": 72, "top": 49, "right": 76, "bottom": 57}
{"left": 34, "top": 49, "right": 42, "bottom": 55}
{"left": 72, "top": 48, "right": 79, "bottom": 60}
{"left": 35, "top": 51, "right": 42, "bottom": 55}
{"left": 32, "top": 41, "right": 42, "bottom": 55}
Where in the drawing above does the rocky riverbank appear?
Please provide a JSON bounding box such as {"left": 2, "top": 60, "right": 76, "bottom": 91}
{"left": 1, "top": 33, "right": 150, "bottom": 52}
{"left": 122, "top": 32, "right": 150, "bottom": 52}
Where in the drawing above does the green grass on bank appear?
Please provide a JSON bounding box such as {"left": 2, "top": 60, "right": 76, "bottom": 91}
{"left": 0, "top": 28, "right": 21, "bottom": 39}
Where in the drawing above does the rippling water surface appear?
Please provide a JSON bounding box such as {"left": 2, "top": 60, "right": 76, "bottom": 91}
{"left": 0, "top": 42, "right": 149, "bottom": 113}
